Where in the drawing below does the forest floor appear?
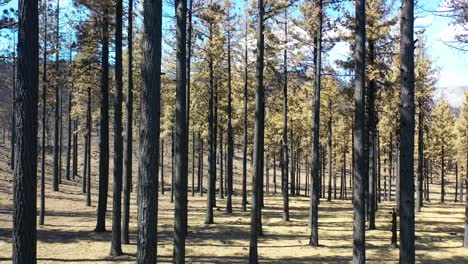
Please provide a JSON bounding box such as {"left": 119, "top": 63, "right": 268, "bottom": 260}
{"left": 0, "top": 141, "right": 467, "bottom": 263}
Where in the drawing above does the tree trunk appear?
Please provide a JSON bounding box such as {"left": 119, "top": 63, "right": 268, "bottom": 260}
{"left": 219, "top": 131, "right": 224, "bottom": 199}
{"left": 388, "top": 133, "right": 393, "bottom": 201}
{"left": 95, "top": 5, "right": 110, "bottom": 233}
{"left": 290, "top": 132, "right": 295, "bottom": 196}
{"left": 110, "top": 0, "right": 124, "bottom": 255}
{"left": 273, "top": 150, "right": 277, "bottom": 194}
{"left": 10, "top": 40, "right": 16, "bottom": 172}
{"left": 327, "top": 113, "right": 332, "bottom": 202}
{"left": 226, "top": 15, "right": 234, "bottom": 214}
{"left": 367, "top": 39, "right": 376, "bottom": 229}
{"left": 417, "top": 106, "right": 424, "bottom": 211}
{"left": 399, "top": 1, "right": 416, "bottom": 261}
{"left": 86, "top": 103, "right": 91, "bottom": 207}
{"left": 174, "top": 0, "right": 188, "bottom": 258}
{"left": 249, "top": 0, "right": 264, "bottom": 260}
{"left": 455, "top": 163, "right": 458, "bottom": 203}
{"left": 72, "top": 119, "right": 78, "bottom": 179}
{"left": 205, "top": 22, "right": 215, "bottom": 224}
{"left": 353, "top": 0, "right": 366, "bottom": 262}
{"left": 52, "top": 0, "right": 60, "bottom": 192}
{"left": 13, "top": 0, "right": 39, "bottom": 260}
{"left": 171, "top": 125, "right": 175, "bottom": 204}
{"left": 192, "top": 131, "right": 195, "bottom": 197}
{"left": 199, "top": 135, "right": 203, "bottom": 197}
{"left": 161, "top": 139, "right": 165, "bottom": 194}
{"left": 241, "top": 15, "right": 248, "bottom": 212}
{"left": 281, "top": 8, "right": 290, "bottom": 220}
{"left": 136, "top": 0, "right": 162, "bottom": 260}
{"left": 39, "top": 1, "right": 48, "bottom": 225}
{"left": 122, "top": 0, "right": 134, "bottom": 245}
{"left": 441, "top": 145, "right": 445, "bottom": 203}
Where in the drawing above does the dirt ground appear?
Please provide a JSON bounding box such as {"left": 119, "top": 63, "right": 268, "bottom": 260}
{"left": 0, "top": 142, "right": 467, "bottom": 263}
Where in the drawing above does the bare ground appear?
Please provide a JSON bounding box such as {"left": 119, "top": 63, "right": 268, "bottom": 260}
{"left": 0, "top": 142, "right": 467, "bottom": 263}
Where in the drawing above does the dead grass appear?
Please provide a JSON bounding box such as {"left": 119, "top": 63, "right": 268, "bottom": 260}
{"left": 0, "top": 142, "right": 467, "bottom": 263}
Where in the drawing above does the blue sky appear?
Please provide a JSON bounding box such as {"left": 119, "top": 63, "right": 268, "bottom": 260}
{"left": 1, "top": 0, "right": 466, "bottom": 106}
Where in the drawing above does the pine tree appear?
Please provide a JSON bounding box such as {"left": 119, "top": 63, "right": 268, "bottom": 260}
{"left": 174, "top": 0, "right": 188, "bottom": 260}
{"left": 12, "top": 0, "right": 39, "bottom": 261}
{"left": 399, "top": 0, "right": 415, "bottom": 262}
{"left": 121, "top": 0, "right": 134, "bottom": 245}
{"left": 110, "top": 0, "right": 124, "bottom": 256}
{"left": 353, "top": 0, "right": 366, "bottom": 262}
{"left": 249, "top": 0, "right": 264, "bottom": 261}
{"left": 137, "top": 0, "right": 162, "bottom": 261}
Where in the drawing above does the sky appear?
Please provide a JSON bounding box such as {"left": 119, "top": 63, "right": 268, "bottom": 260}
{"left": 1, "top": 0, "right": 466, "bottom": 107}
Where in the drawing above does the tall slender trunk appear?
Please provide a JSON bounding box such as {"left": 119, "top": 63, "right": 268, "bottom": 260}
{"left": 388, "top": 133, "right": 393, "bottom": 201}
{"left": 281, "top": 8, "right": 290, "bottom": 221}
{"left": 399, "top": 1, "right": 416, "bottom": 261}
{"left": 171, "top": 125, "right": 175, "bottom": 203}
{"left": 205, "top": 21, "right": 215, "bottom": 224}
{"left": 273, "top": 150, "right": 277, "bottom": 194}
{"left": 249, "top": 0, "right": 264, "bottom": 260}
{"left": 110, "top": 0, "right": 124, "bottom": 255}
{"left": 72, "top": 119, "right": 78, "bottom": 179}
{"left": 13, "top": 0, "right": 39, "bottom": 261}
{"left": 65, "top": 89, "right": 72, "bottom": 180}
{"left": 161, "top": 139, "right": 164, "bottom": 194}
{"left": 219, "top": 131, "right": 224, "bottom": 199}
{"left": 86, "top": 94, "right": 91, "bottom": 207}
{"left": 10, "top": 38, "right": 16, "bottom": 171}
{"left": 82, "top": 120, "right": 88, "bottom": 194}
{"left": 95, "top": 5, "right": 110, "bottom": 233}
{"left": 367, "top": 40, "right": 376, "bottom": 230}
{"left": 122, "top": 0, "right": 134, "bottom": 245}
{"left": 137, "top": 0, "right": 162, "bottom": 260}
{"left": 52, "top": 0, "right": 60, "bottom": 192}
{"left": 39, "top": 1, "right": 48, "bottom": 225}
{"left": 241, "top": 15, "right": 248, "bottom": 212}
{"left": 192, "top": 131, "right": 195, "bottom": 197}
{"left": 455, "top": 163, "right": 458, "bottom": 203}
{"left": 441, "top": 144, "right": 445, "bottom": 203}
{"left": 417, "top": 104, "right": 424, "bottom": 211}
{"left": 353, "top": 0, "right": 366, "bottom": 262}
{"left": 174, "top": 0, "right": 188, "bottom": 258}
{"left": 226, "top": 14, "right": 234, "bottom": 213}
{"left": 59, "top": 77, "right": 63, "bottom": 184}
{"left": 199, "top": 135, "right": 203, "bottom": 196}
{"left": 327, "top": 112, "right": 332, "bottom": 202}
{"left": 290, "top": 132, "right": 295, "bottom": 196}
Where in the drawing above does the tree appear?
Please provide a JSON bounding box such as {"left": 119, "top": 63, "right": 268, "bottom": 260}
{"left": 137, "top": 0, "right": 162, "bottom": 261}
{"left": 241, "top": 8, "right": 249, "bottom": 212}
{"left": 95, "top": 3, "right": 110, "bottom": 233}
{"left": 353, "top": 0, "right": 366, "bottom": 262}
{"left": 110, "top": 0, "right": 124, "bottom": 256}
{"left": 39, "top": 0, "right": 49, "bottom": 226}
{"left": 174, "top": 0, "right": 188, "bottom": 261}
{"left": 429, "top": 97, "right": 456, "bottom": 203}
{"left": 249, "top": 0, "right": 264, "bottom": 261}
{"left": 309, "top": 0, "right": 322, "bottom": 247}
{"left": 52, "top": 0, "right": 60, "bottom": 192}
{"left": 226, "top": 0, "right": 234, "bottom": 214}
{"left": 12, "top": 0, "right": 39, "bottom": 261}
{"left": 399, "top": 0, "right": 415, "bottom": 262}
{"left": 282, "top": 6, "right": 289, "bottom": 222}
{"left": 122, "top": 0, "right": 134, "bottom": 245}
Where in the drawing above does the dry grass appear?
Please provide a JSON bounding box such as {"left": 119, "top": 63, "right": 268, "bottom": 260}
{"left": 0, "top": 142, "right": 467, "bottom": 263}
